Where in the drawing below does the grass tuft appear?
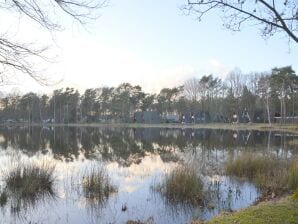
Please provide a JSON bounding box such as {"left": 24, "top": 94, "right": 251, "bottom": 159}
{"left": 5, "top": 162, "right": 55, "bottom": 200}
{"left": 156, "top": 165, "right": 203, "bottom": 205}
{"left": 82, "top": 166, "right": 117, "bottom": 202}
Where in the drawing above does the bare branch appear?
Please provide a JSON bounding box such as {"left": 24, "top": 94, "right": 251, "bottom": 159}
{"left": 184, "top": 0, "right": 298, "bottom": 43}
{"left": 0, "top": 0, "right": 107, "bottom": 85}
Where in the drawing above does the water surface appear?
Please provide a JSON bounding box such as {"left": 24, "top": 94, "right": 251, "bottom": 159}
{"left": 0, "top": 127, "right": 297, "bottom": 224}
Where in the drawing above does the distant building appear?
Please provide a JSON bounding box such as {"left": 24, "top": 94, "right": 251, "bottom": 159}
{"left": 162, "top": 114, "right": 180, "bottom": 123}
{"left": 134, "top": 111, "right": 161, "bottom": 124}
{"left": 274, "top": 116, "right": 298, "bottom": 124}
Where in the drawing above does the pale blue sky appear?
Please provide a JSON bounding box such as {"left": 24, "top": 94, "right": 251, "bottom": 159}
{"left": 95, "top": 0, "right": 297, "bottom": 71}
{"left": 2, "top": 0, "right": 298, "bottom": 93}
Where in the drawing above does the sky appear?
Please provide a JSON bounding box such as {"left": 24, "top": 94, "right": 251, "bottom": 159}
{"left": 1, "top": 0, "right": 298, "bottom": 94}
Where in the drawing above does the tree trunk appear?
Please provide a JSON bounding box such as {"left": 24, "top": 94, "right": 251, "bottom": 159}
{"left": 266, "top": 96, "right": 271, "bottom": 125}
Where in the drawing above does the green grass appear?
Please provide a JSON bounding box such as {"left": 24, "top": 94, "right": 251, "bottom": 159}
{"left": 4, "top": 162, "right": 55, "bottom": 200}
{"left": 156, "top": 165, "right": 203, "bottom": 205}
{"left": 82, "top": 166, "right": 117, "bottom": 202}
{"left": 225, "top": 153, "right": 294, "bottom": 196}
{"left": 204, "top": 196, "right": 298, "bottom": 224}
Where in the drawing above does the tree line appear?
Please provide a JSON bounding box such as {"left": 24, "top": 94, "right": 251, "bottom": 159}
{"left": 0, "top": 66, "right": 297, "bottom": 124}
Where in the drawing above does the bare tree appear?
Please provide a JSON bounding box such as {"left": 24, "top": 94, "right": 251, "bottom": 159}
{"left": 0, "top": 0, "right": 107, "bottom": 84}
{"left": 184, "top": 77, "right": 200, "bottom": 102}
{"left": 184, "top": 0, "right": 298, "bottom": 43}
{"left": 226, "top": 68, "right": 244, "bottom": 98}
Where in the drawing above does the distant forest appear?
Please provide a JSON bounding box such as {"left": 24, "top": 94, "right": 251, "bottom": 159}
{"left": 0, "top": 66, "right": 297, "bottom": 124}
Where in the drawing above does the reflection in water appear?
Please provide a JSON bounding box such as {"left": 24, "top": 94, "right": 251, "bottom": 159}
{"left": 0, "top": 127, "right": 297, "bottom": 223}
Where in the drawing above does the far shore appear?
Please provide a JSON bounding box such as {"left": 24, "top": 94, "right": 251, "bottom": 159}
{"left": 2, "top": 122, "right": 298, "bottom": 133}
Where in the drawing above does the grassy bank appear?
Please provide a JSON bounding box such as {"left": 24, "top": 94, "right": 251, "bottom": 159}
{"left": 193, "top": 196, "right": 298, "bottom": 224}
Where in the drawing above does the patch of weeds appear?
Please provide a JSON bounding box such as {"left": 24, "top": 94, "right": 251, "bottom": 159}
{"left": 82, "top": 166, "right": 117, "bottom": 203}
{"left": 156, "top": 165, "right": 203, "bottom": 205}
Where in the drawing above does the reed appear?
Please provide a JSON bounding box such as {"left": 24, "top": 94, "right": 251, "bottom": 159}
{"left": 82, "top": 166, "right": 117, "bottom": 202}
{"left": 157, "top": 165, "right": 203, "bottom": 204}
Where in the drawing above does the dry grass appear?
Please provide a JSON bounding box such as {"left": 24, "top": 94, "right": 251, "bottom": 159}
{"left": 4, "top": 162, "right": 55, "bottom": 200}
{"left": 288, "top": 157, "right": 298, "bottom": 191}
{"left": 82, "top": 166, "right": 117, "bottom": 202}
{"left": 226, "top": 153, "right": 298, "bottom": 196}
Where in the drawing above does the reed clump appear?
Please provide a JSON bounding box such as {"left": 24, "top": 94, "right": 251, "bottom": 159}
{"left": 157, "top": 165, "right": 203, "bottom": 204}
{"left": 226, "top": 153, "right": 298, "bottom": 196}
{"left": 82, "top": 166, "right": 117, "bottom": 202}
{"left": 4, "top": 162, "right": 55, "bottom": 200}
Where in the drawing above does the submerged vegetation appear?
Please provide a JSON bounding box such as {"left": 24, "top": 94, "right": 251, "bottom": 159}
{"left": 226, "top": 154, "right": 298, "bottom": 196}
{"left": 82, "top": 166, "right": 117, "bottom": 203}
{"left": 156, "top": 165, "right": 203, "bottom": 205}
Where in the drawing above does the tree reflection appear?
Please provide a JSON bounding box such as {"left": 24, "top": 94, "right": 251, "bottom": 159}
{"left": 0, "top": 127, "right": 296, "bottom": 166}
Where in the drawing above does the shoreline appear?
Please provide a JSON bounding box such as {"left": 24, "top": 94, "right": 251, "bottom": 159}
{"left": 2, "top": 122, "right": 298, "bottom": 133}
{"left": 193, "top": 195, "right": 298, "bottom": 224}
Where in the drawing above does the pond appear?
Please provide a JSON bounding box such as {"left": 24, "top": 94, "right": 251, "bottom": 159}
{"left": 0, "top": 127, "right": 297, "bottom": 224}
